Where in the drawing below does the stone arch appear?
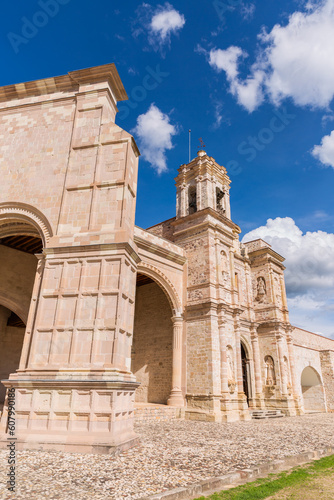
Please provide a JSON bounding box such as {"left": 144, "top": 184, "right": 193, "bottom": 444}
{"left": 137, "top": 262, "right": 182, "bottom": 316}
{"left": 0, "top": 202, "right": 53, "bottom": 247}
{"left": 240, "top": 335, "right": 252, "bottom": 360}
{"left": 133, "top": 269, "right": 175, "bottom": 405}
{"left": 301, "top": 366, "right": 326, "bottom": 412}
{"left": 0, "top": 295, "right": 27, "bottom": 326}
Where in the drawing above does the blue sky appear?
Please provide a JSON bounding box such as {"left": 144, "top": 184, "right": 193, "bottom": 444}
{"left": 1, "top": 0, "right": 334, "bottom": 337}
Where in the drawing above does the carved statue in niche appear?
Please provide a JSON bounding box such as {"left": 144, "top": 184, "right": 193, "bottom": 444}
{"left": 256, "top": 276, "right": 266, "bottom": 303}
{"left": 227, "top": 346, "right": 236, "bottom": 393}
{"left": 264, "top": 355, "right": 276, "bottom": 385}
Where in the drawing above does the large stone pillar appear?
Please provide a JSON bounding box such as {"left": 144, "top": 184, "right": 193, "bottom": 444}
{"left": 167, "top": 315, "right": 184, "bottom": 407}
{"left": 0, "top": 64, "right": 142, "bottom": 454}
{"left": 250, "top": 325, "right": 263, "bottom": 397}
{"left": 286, "top": 329, "right": 302, "bottom": 413}
{"left": 234, "top": 317, "right": 244, "bottom": 395}
{"left": 250, "top": 324, "right": 265, "bottom": 408}
{"left": 218, "top": 318, "right": 229, "bottom": 396}
{"left": 276, "top": 331, "right": 288, "bottom": 395}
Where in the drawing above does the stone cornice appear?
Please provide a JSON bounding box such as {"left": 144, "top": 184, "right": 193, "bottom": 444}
{"left": 43, "top": 241, "right": 141, "bottom": 263}
{"left": 134, "top": 233, "right": 186, "bottom": 266}
{"left": 0, "top": 63, "right": 128, "bottom": 104}
{"left": 172, "top": 207, "right": 241, "bottom": 234}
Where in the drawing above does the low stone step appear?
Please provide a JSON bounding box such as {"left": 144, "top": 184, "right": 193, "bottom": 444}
{"left": 250, "top": 409, "right": 285, "bottom": 419}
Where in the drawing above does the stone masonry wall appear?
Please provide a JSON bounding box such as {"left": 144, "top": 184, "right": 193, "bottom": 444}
{"left": 132, "top": 282, "right": 173, "bottom": 404}
{"left": 320, "top": 350, "right": 334, "bottom": 411}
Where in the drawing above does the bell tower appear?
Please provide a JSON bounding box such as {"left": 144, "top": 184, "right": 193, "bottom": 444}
{"left": 175, "top": 150, "right": 231, "bottom": 219}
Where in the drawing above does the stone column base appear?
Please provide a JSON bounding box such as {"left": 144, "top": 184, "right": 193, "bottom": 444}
{"left": 263, "top": 395, "right": 301, "bottom": 417}
{"left": 249, "top": 395, "right": 266, "bottom": 410}
{"left": 185, "top": 394, "right": 222, "bottom": 422}
{"left": 237, "top": 393, "right": 251, "bottom": 421}
{"left": 220, "top": 395, "right": 241, "bottom": 422}
{"left": 167, "top": 388, "right": 185, "bottom": 407}
{"left": 0, "top": 379, "right": 139, "bottom": 455}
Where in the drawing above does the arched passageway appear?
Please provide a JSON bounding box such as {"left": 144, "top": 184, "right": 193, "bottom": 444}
{"left": 0, "top": 231, "right": 42, "bottom": 408}
{"left": 301, "top": 366, "right": 326, "bottom": 412}
{"left": 131, "top": 273, "right": 173, "bottom": 404}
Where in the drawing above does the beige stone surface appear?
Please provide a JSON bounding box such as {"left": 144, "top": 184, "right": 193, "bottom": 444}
{"left": 0, "top": 64, "right": 333, "bottom": 455}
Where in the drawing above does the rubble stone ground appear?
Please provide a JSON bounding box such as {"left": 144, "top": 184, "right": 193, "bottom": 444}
{"left": 0, "top": 413, "right": 333, "bottom": 500}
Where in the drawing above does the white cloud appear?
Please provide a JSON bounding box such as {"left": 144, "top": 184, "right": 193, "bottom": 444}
{"left": 133, "top": 3, "right": 185, "bottom": 53}
{"left": 242, "top": 217, "right": 334, "bottom": 337}
{"left": 206, "top": 0, "right": 334, "bottom": 112}
{"left": 208, "top": 47, "right": 265, "bottom": 112}
{"left": 132, "top": 104, "right": 178, "bottom": 174}
{"left": 241, "top": 3, "right": 255, "bottom": 21}
{"left": 209, "top": 46, "right": 245, "bottom": 80}
{"left": 312, "top": 130, "right": 334, "bottom": 168}
{"left": 150, "top": 3, "right": 185, "bottom": 42}
{"left": 213, "top": 101, "right": 224, "bottom": 129}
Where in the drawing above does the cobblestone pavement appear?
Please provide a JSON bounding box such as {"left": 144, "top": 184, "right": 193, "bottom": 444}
{"left": 0, "top": 413, "right": 333, "bottom": 499}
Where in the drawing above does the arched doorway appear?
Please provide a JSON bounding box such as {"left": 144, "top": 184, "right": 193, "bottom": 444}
{"left": 241, "top": 342, "right": 252, "bottom": 405}
{"left": 301, "top": 366, "right": 326, "bottom": 412}
{"left": 131, "top": 273, "right": 173, "bottom": 404}
{"left": 0, "top": 231, "right": 42, "bottom": 411}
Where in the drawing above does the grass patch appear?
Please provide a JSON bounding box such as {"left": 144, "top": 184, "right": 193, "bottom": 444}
{"left": 195, "top": 454, "right": 334, "bottom": 500}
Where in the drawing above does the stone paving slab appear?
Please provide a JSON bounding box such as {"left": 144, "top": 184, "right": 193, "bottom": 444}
{"left": 0, "top": 413, "right": 333, "bottom": 499}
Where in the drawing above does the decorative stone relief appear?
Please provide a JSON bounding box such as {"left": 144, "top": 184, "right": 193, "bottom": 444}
{"left": 220, "top": 250, "right": 229, "bottom": 285}
{"left": 274, "top": 275, "right": 283, "bottom": 307}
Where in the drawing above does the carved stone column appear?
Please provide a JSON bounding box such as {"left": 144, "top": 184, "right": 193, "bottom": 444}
{"left": 168, "top": 315, "right": 184, "bottom": 407}
{"left": 276, "top": 331, "right": 288, "bottom": 395}
{"left": 196, "top": 176, "right": 202, "bottom": 211}
{"left": 218, "top": 318, "right": 229, "bottom": 396}
{"left": 234, "top": 314, "right": 244, "bottom": 395}
{"left": 250, "top": 325, "right": 263, "bottom": 398}
{"left": 286, "top": 330, "right": 300, "bottom": 399}
{"left": 180, "top": 183, "right": 188, "bottom": 217}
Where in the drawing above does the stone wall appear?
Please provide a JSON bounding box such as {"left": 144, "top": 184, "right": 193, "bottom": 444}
{"left": 146, "top": 218, "right": 176, "bottom": 242}
{"left": 320, "top": 350, "right": 334, "bottom": 411}
{"left": 293, "top": 328, "right": 334, "bottom": 351}
{"left": 132, "top": 282, "right": 173, "bottom": 404}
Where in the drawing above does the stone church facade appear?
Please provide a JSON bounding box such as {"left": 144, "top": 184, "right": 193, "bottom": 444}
{"left": 0, "top": 63, "right": 333, "bottom": 454}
